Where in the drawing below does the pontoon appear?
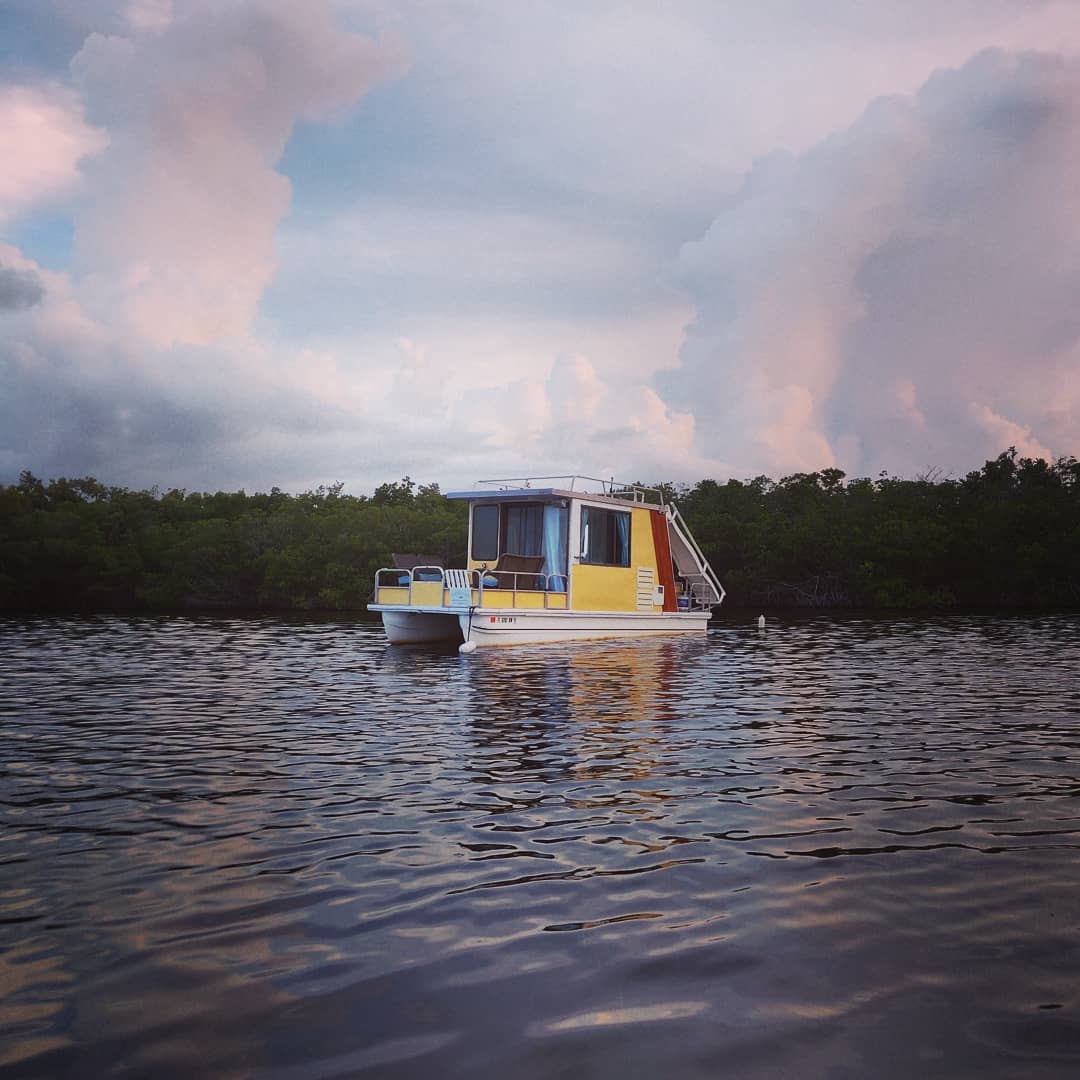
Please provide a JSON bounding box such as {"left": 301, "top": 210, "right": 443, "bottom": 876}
{"left": 368, "top": 476, "right": 724, "bottom": 647}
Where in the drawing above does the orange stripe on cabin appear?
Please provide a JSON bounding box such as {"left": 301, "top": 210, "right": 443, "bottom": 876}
{"left": 650, "top": 510, "right": 678, "bottom": 612}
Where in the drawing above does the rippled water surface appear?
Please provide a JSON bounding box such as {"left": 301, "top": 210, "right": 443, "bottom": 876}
{"left": 4, "top": 613, "right": 1080, "bottom": 1078}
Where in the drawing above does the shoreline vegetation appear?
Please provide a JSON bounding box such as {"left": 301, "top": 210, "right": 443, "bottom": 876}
{"left": 2, "top": 450, "right": 1078, "bottom": 613}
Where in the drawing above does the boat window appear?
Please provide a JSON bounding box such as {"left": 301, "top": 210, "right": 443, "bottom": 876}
{"left": 501, "top": 502, "right": 544, "bottom": 557}
{"left": 580, "top": 506, "right": 631, "bottom": 567}
{"left": 472, "top": 504, "right": 499, "bottom": 561}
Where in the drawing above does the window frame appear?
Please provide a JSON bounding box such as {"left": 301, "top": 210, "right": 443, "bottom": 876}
{"left": 471, "top": 504, "right": 500, "bottom": 562}
{"left": 579, "top": 505, "right": 631, "bottom": 567}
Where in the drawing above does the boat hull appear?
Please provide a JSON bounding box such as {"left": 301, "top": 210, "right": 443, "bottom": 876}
{"left": 380, "top": 610, "right": 463, "bottom": 645}
{"left": 458, "top": 608, "right": 710, "bottom": 647}
{"left": 371, "top": 605, "right": 710, "bottom": 647}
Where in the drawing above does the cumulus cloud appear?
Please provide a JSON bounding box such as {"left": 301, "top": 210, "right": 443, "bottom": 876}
{"left": 445, "top": 352, "right": 706, "bottom": 484}
{"left": 0, "top": 1, "right": 407, "bottom": 489}
{"left": 0, "top": 83, "right": 106, "bottom": 225}
{"left": 0, "top": 266, "right": 44, "bottom": 311}
{"left": 0, "top": 272, "right": 388, "bottom": 491}
{"left": 125, "top": 0, "right": 173, "bottom": 35}
{"left": 8, "top": 4, "right": 1080, "bottom": 495}
{"left": 665, "top": 49, "right": 1080, "bottom": 478}
{"left": 69, "top": 0, "right": 404, "bottom": 346}
{"left": 267, "top": 201, "right": 669, "bottom": 347}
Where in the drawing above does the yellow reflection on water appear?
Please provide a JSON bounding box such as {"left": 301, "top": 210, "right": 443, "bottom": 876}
{"left": 464, "top": 637, "right": 709, "bottom": 784}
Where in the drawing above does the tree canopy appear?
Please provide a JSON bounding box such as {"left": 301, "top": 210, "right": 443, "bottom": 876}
{"left": 0, "top": 471, "right": 465, "bottom": 611}
{"left": 2, "top": 450, "right": 1078, "bottom": 611}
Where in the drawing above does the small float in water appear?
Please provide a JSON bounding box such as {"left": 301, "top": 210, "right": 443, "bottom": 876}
{"left": 368, "top": 476, "right": 725, "bottom": 647}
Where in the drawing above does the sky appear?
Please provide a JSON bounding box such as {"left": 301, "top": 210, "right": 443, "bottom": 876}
{"left": 2, "top": 0, "right": 1080, "bottom": 495}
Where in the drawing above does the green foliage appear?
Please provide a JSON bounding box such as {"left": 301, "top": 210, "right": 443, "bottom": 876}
{"left": 2, "top": 451, "right": 1078, "bottom": 611}
{"left": 674, "top": 449, "right": 1080, "bottom": 609}
{"left": 0, "top": 475, "right": 466, "bottom": 612}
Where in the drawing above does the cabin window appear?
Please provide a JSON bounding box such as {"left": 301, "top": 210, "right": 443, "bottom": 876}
{"left": 501, "top": 502, "right": 544, "bottom": 556}
{"left": 580, "top": 506, "right": 631, "bottom": 567}
{"left": 472, "top": 505, "right": 499, "bottom": 561}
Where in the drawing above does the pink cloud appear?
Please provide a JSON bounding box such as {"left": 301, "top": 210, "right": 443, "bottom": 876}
{"left": 0, "top": 83, "right": 107, "bottom": 225}
{"left": 69, "top": 0, "right": 405, "bottom": 346}
{"left": 668, "top": 50, "right": 1080, "bottom": 478}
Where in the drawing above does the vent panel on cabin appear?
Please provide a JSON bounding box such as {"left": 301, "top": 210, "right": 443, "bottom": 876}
{"left": 636, "top": 567, "right": 656, "bottom": 611}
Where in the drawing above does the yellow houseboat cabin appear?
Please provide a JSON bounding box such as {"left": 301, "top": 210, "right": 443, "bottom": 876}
{"left": 368, "top": 476, "right": 725, "bottom": 648}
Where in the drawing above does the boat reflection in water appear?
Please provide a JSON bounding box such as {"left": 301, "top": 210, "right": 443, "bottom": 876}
{"left": 460, "top": 636, "right": 711, "bottom": 786}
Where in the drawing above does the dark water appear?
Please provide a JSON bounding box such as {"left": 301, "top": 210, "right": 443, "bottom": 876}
{"left": 3, "top": 613, "right": 1080, "bottom": 1078}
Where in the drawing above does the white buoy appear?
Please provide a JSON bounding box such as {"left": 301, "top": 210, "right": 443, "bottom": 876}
{"left": 459, "top": 640, "right": 478, "bottom": 655}
{"left": 757, "top": 614, "right": 766, "bottom": 630}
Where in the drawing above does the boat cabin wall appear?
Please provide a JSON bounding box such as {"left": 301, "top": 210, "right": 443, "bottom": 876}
{"left": 569, "top": 503, "right": 665, "bottom": 612}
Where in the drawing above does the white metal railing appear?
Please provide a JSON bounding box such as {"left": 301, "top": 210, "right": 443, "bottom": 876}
{"left": 667, "top": 503, "right": 726, "bottom": 608}
{"left": 374, "top": 565, "right": 473, "bottom": 606}
{"left": 688, "top": 581, "right": 719, "bottom": 608}
{"left": 473, "top": 475, "right": 667, "bottom": 506}
{"left": 373, "top": 566, "right": 569, "bottom": 608}
{"left": 477, "top": 569, "right": 566, "bottom": 595}
{"left": 372, "top": 560, "right": 719, "bottom": 612}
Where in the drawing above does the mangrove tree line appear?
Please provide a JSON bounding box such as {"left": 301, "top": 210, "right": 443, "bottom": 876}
{"left": 1, "top": 450, "right": 1078, "bottom": 611}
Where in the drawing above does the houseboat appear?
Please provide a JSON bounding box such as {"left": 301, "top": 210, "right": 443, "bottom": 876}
{"left": 368, "top": 476, "right": 725, "bottom": 648}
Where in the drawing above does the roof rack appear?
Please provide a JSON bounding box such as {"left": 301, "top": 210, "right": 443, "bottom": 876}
{"left": 473, "top": 475, "right": 667, "bottom": 506}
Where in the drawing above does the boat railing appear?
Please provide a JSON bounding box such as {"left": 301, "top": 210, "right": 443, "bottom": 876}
{"left": 687, "top": 581, "right": 717, "bottom": 610}
{"left": 478, "top": 569, "right": 567, "bottom": 594}
{"left": 374, "top": 565, "right": 476, "bottom": 604}
{"left": 373, "top": 566, "right": 569, "bottom": 608}
{"left": 473, "top": 475, "right": 667, "bottom": 506}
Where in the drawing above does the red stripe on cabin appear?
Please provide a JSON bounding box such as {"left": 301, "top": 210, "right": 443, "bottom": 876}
{"left": 650, "top": 510, "right": 678, "bottom": 612}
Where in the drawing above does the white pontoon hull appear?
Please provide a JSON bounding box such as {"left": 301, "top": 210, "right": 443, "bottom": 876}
{"left": 376, "top": 607, "right": 709, "bottom": 647}
{"left": 462, "top": 609, "right": 709, "bottom": 646}
{"left": 380, "top": 610, "right": 462, "bottom": 645}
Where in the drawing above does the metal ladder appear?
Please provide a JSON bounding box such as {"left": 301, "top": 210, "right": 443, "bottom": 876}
{"left": 667, "top": 504, "right": 726, "bottom": 607}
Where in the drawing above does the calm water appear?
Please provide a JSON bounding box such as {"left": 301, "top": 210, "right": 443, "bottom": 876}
{"left": 3, "top": 613, "right": 1080, "bottom": 1078}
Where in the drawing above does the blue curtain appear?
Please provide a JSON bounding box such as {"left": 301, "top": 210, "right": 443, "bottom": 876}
{"left": 542, "top": 504, "right": 568, "bottom": 590}
{"left": 615, "top": 511, "right": 630, "bottom": 566}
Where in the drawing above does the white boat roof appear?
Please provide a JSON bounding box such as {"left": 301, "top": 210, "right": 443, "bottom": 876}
{"left": 446, "top": 475, "right": 664, "bottom": 508}
{"left": 446, "top": 486, "right": 648, "bottom": 508}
